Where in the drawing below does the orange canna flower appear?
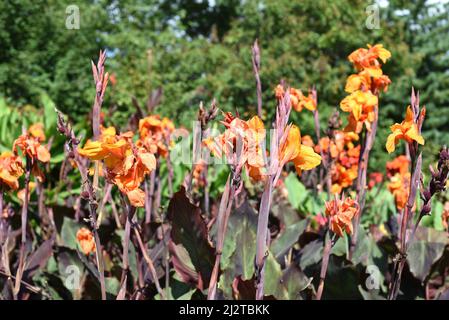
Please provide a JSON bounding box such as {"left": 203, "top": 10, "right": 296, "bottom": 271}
{"left": 290, "top": 88, "right": 316, "bottom": 112}
{"left": 279, "top": 125, "right": 321, "bottom": 175}
{"left": 338, "top": 146, "right": 360, "bottom": 168}
{"left": 372, "top": 74, "right": 392, "bottom": 93}
{"left": 275, "top": 85, "right": 316, "bottom": 112}
{"left": 386, "top": 155, "right": 410, "bottom": 178}
{"left": 13, "top": 126, "right": 51, "bottom": 182}
{"left": 301, "top": 135, "right": 315, "bottom": 148}
{"left": 112, "top": 147, "right": 157, "bottom": 192}
{"left": 0, "top": 151, "right": 24, "bottom": 191}
{"left": 345, "top": 70, "right": 391, "bottom": 93}
{"left": 76, "top": 227, "right": 96, "bottom": 255}
{"left": 78, "top": 126, "right": 128, "bottom": 161}
{"left": 348, "top": 44, "right": 391, "bottom": 72}
{"left": 246, "top": 115, "right": 266, "bottom": 169}
{"left": 138, "top": 115, "right": 175, "bottom": 158}
{"left": 17, "top": 181, "right": 36, "bottom": 204}
{"left": 341, "top": 44, "right": 391, "bottom": 133}
{"left": 28, "top": 123, "right": 46, "bottom": 142}
{"left": 13, "top": 134, "right": 51, "bottom": 164}
{"left": 315, "top": 137, "right": 339, "bottom": 159}
{"left": 274, "top": 85, "right": 285, "bottom": 100}
{"left": 344, "top": 131, "right": 359, "bottom": 146}
{"left": 78, "top": 126, "right": 156, "bottom": 207}
{"left": 331, "top": 164, "right": 358, "bottom": 194}
{"left": 340, "top": 90, "right": 378, "bottom": 124}
{"left": 386, "top": 106, "right": 425, "bottom": 153}
{"left": 205, "top": 114, "right": 320, "bottom": 180}
{"left": 192, "top": 159, "right": 207, "bottom": 188}
{"left": 204, "top": 114, "right": 268, "bottom": 181}
{"left": 388, "top": 172, "right": 410, "bottom": 210}
{"left": 313, "top": 130, "right": 360, "bottom": 194}
{"left": 345, "top": 73, "right": 370, "bottom": 93}
{"left": 325, "top": 195, "right": 359, "bottom": 237}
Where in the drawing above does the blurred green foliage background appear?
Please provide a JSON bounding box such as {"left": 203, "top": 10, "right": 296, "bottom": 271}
{"left": 1, "top": 0, "right": 448, "bottom": 170}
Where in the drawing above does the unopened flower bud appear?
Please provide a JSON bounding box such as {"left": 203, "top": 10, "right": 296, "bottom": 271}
{"left": 422, "top": 189, "right": 431, "bottom": 201}
{"left": 421, "top": 203, "right": 432, "bottom": 216}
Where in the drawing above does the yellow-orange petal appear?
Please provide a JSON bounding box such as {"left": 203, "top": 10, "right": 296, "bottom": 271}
{"left": 36, "top": 145, "right": 50, "bottom": 163}
{"left": 405, "top": 124, "right": 425, "bottom": 145}
{"left": 404, "top": 105, "right": 414, "bottom": 123}
{"left": 345, "top": 75, "right": 363, "bottom": 93}
{"left": 78, "top": 141, "right": 108, "bottom": 160}
{"left": 76, "top": 227, "right": 96, "bottom": 255}
{"left": 364, "top": 67, "right": 383, "bottom": 78}
{"left": 293, "top": 145, "right": 322, "bottom": 174}
{"left": 127, "top": 188, "right": 146, "bottom": 207}
{"left": 28, "top": 123, "right": 46, "bottom": 141}
{"left": 281, "top": 125, "right": 301, "bottom": 163}
{"left": 386, "top": 130, "right": 402, "bottom": 153}
{"left": 247, "top": 115, "right": 265, "bottom": 131}
{"left": 140, "top": 152, "right": 157, "bottom": 172}
{"left": 374, "top": 44, "right": 391, "bottom": 63}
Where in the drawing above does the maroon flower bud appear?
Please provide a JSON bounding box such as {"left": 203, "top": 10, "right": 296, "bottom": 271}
{"left": 58, "top": 126, "right": 66, "bottom": 134}
{"left": 422, "top": 189, "right": 431, "bottom": 201}
{"left": 421, "top": 203, "right": 432, "bottom": 216}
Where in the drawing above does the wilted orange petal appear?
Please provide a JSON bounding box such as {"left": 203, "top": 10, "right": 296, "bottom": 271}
{"left": 139, "top": 152, "right": 157, "bottom": 171}
{"left": 127, "top": 188, "right": 146, "bottom": 207}
{"left": 36, "top": 145, "right": 50, "bottom": 163}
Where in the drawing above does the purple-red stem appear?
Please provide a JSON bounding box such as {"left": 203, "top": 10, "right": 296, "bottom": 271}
{"left": 388, "top": 154, "right": 422, "bottom": 300}
{"left": 132, "top": 224, "right": 166, "bottom": 299}
{"left": 255, "top": 178, "right": 273, "bottom": 300}
{"left": 348, "top": 107, "right": 378, "bottom": 260}
{"left": 316, "top": 229, "right": 334, "bottom": 300}
{"left": 13, "top": 155, "right": 31, "bottom": 299}
{"left": 145, "top": 170, "right": 156, "bottom": 224}
{"left": 252, "top": 40, "right": 263, "bottom": 119}
{"left": 119, "top": 197, "right": 135, "bottom": 299}
{"left": 57, "top": 112, "right": 106, "bottom": 299}
{"left": 207, "top": 177, "right": 236, "bottom": 300}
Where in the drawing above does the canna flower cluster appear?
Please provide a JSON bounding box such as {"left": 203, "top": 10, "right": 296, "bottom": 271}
{"left": 192, "top": 159, "right": 207, "bottom": 189}
{"left": 203, "top": 113, "right": 267, "bottom": 181}
{"left": 325, "top": 195, "right": 359, "bottom": 237}
{"left": 78, "top": 126, "right": 156, "bottom": 207}
{"left": 13, "top": 123, "right": 51, "bottom": 181}
{"left": 275, "top": 85, "right": 316, "bottom": 112}
{"left": 340, "top": 44, "right": 391, "bottom": 133}
{"left": 138, "top": 115, "right": 175, "bottom": 158}
{"left": 314, "top": 130, "right": 360, "bottom": 194}
{"left": 204, "top": 110, "right": 321, "bottom": 181}
{"left": 76, "top": 227, "right": 96, "bottom": 255}
{"left": 386, "top": 155, "right": 410, "bottom": 210}
{"left": 0, "top": 151, "right": 24, "bottom": 191}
